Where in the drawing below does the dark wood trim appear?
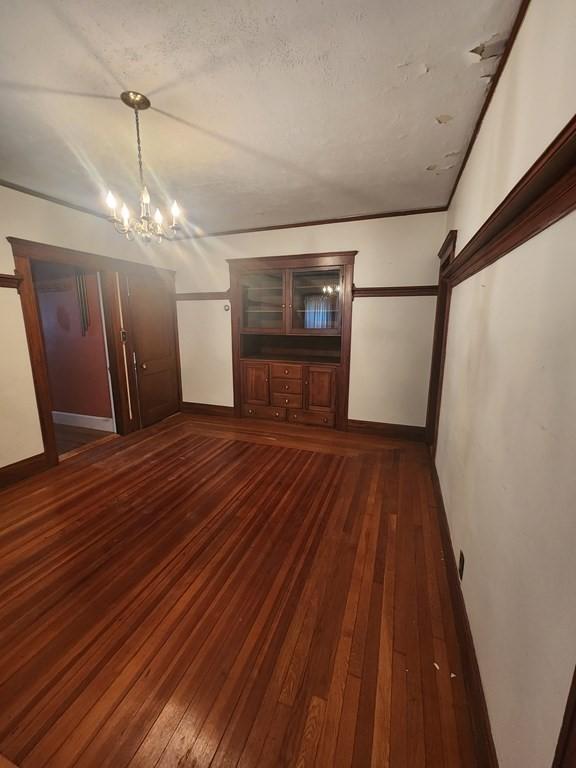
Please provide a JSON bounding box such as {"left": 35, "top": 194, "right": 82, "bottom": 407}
{"left": 181, "top": 402, "right": 235, "bottom": 418}
{"left": 553, "top": 666, "right": 576, "bottom": 767}
{"left": 12, "top": 253, "right": 59, "bottom": 468}
{"left": 7, "top": 237, "right": 175, "bottom": 277}
{"left": 0, "top": 273, "right": 22, "bottom": 289}
{"left": 425, "top": 231, "right": 457, "bottom": 449}
{"left": 337, "top": 262, "right": 354, "bottom": 430}
{"left": 447, "top": 0, "right": 532, "bottom": 208}
{"left": 227, "top": 251, "right": 357, "bottom": 271}
{"left": 1, "top": 177, "right": 446, "bottom": 238}
{"left": 437, "top": 229, "right": 457, "bottom": 267}
{"left": 170, "top": 273, "right": 184, "bottom": 411}
{"left": 186, "top": 206, "right": 447, "bottom": 239}
{"left": 430, "top": 458, "right": 499, "bottom": 768}
{"left": 446, "top": 114, "right": 576, "bottom": 286}
{"left": 352, "top": 285, "right": 438, "bottom": 298}
{"left": 347, "top": 419, "right": 425, "bottom": 442}
{"left": 176, "top": 290, "right": 230, "bottom": 301}
{"left": 0, "top": 451, "right": 51, "bottom": 490}
{"left": 99, "top": 271, "right": 140, "bottom": 435}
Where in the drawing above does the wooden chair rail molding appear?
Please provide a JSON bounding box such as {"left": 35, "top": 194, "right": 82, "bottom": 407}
{"left": 176, "top": 286, "right": 439, "bottom": 300}
{"left": 176, "top": 290, "right": 230, "bottom": 301}
{"left": 445, "top": 113, "right": 576, "bottom": 285}
{"left": 426, "top": 114, "right": 576, "bottom": 452}
{"left": 0, "top": 273, "right": 22, "bottom": 289}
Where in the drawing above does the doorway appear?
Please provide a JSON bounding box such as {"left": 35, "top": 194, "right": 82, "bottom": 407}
{"left": 32, "top": 260, "right": 117, "bottom": 457}
{"left": 10, "top": 237, "right": 182, "bottom": 470}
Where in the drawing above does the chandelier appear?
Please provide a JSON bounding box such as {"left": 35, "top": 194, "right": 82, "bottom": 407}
{"left": 105, "top": 91, "right": 180, "bottom": 243}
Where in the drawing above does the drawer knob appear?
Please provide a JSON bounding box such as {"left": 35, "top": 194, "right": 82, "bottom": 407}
{"left": 285, "top": 398, "right": 289, "bottom": 404}
{"left": 285, "top": 384, "right": 289, "bottom": 390}
{"left": 248, "top": 409, "right": 254, "bottom": 415}
{"left": 274, "top": 412, "right": 280, "bottom": 417}
{"left": 292, "top": 414, "right": 298, "bottom": 420}
{"left": 323, "top": 418, "right": 328, "bottom": 423}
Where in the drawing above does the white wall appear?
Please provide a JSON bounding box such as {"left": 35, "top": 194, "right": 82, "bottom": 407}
{"left": 0, "top": 185, "right": 172, "bottom": 468}
{"left": 448, "top": 0, "right": 576, "bottom": 248}
{"left": 437, "top": 0, "right": 576, "bottom": 765}
{"left": 436, "top": 214, "right": 576, "bottom": 768}
{"left": 172, "top": 212, "right": 446, "bottom": 424}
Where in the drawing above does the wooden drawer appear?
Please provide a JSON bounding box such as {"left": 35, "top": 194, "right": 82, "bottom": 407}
{"left": 287, "top": 410, "right": 335, "bottom": 428}
{"left": 270, "top": 363, "right": 302, "bottom": 380}
{"left": 271, "top": 378, "right": 303, "bottom": 395}
{"left": 242, "top": 404, "right": 286, "bottom": 421}
{"left": 271, "top": 393, "right": 303, "bottom": 408}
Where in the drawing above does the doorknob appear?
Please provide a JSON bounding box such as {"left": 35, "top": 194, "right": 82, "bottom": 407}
{"left": 141, "top": 362, "right": 148, "bottom": 369}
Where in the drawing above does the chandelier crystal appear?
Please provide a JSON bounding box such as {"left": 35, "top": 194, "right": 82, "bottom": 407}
{"left": 105, "top": 91, "right": 180, "bottom": 243}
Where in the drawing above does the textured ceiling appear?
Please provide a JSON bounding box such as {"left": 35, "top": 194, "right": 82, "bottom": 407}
{"left": 0, "top": 0, "right": 522, "bottom": 234}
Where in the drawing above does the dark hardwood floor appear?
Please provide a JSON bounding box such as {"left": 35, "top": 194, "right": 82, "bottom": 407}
{"left": 0, "top": 414, "right": 478, "bottom": 767}
{"left": 53, "top": 423, "right": 115, "bottom": 456}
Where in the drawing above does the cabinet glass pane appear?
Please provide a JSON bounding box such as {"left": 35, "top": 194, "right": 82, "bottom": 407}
{"left": 291, "top": 269, "right": 341, "bottom": 331}
{"left": 241, "top": 271, "right": 284, "bottom": 330}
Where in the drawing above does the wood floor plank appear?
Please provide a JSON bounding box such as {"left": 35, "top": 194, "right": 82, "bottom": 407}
{"left": 0, "top": 413, "right": 482, "bottom": 767}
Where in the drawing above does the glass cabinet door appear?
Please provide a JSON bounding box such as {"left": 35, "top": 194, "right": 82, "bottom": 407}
{"left": 240, "top": 270, "right": 285, "bottom": 332}
{"left": 289, "top": 268, "right": 342, "bottom": 333}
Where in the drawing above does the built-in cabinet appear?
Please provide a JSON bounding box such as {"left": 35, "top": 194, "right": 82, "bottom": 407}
{"left": 229, "top": 252, "right": 356, "bottom": 430}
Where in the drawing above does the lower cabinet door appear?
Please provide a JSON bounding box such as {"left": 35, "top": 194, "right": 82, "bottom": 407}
{"left": 242, "top": 362, "right": 269, "bottom": 405}
{"left": 287, "top": 409, "right": 335, "bottom": 428}
{"left": 242, "top": 404, "right": 286, "bottom": 421}
{"left": 305, "top": 366, "right": 336, "bottom": 411}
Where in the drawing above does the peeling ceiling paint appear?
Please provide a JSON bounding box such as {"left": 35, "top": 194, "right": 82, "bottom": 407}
{"left": 0, "top": 0, "right": 522, "bottom": 232}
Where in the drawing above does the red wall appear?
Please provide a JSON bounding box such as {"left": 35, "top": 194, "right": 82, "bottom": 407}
{"left": 34, "top": 262, "right": 112, "bottom": 418}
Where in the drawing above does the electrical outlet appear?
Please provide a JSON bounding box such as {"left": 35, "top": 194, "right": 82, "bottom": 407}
{"left": 458, "top": 550, "right": 465, "bottom": 580}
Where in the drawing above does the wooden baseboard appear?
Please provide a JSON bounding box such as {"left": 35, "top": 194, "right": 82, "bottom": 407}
{"left": 181, "top": 402, "right": 235, "bottom": 418}
{"left": 0, "top": 752, "right": 19, "bottom": 768}
{"left": 347, "top": 418, "right": 425, "bottom": 441}
{"left": 430, "top": 457, "right": 498, "bottom": 768}
{"left": 0, "top": 452, "right": 51, "bottom": 490}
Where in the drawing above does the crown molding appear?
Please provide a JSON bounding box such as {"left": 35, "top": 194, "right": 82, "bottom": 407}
{"left": 0, "top": 175, "right": 447, "bottom": 237}
{"left": 184, "top": 206, "right": 448, "bottom": 239}
{"left": 0, "top": 178, "right": 106, "bottom": 219}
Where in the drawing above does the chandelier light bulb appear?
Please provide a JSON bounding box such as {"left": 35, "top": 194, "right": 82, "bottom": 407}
{"left": 154, "top": 208, "right": 163, "bottom": 225}
{"left": 141, "top": 186, "right": 151, "bottom": 205}
{"left": 121, "top": 203, "right": 130, "bottom": 223}
{"left": 106, "top": 190, "right": 117, "bottom": 211}
{"left": 171, "top": 201, "right": 180, "bottom": 218}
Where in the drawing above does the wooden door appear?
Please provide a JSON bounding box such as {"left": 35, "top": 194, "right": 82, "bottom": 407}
{"left": 127, "top": 272, "right": 180, "bottom": 427}
{"left": 242, "top": 362, "right": 269, "bottom": 405}
{"left": 306, "top": 366, "right": 336, "bottom": 411}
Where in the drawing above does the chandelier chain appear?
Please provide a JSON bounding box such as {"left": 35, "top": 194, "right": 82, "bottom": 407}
{"left": 134, "top": 108, "right": 145, "bottom": 188}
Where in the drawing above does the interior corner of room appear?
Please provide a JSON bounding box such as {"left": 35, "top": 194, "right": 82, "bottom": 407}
{"left": 0, "top": 0, "right": 575, "bottom": 766}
